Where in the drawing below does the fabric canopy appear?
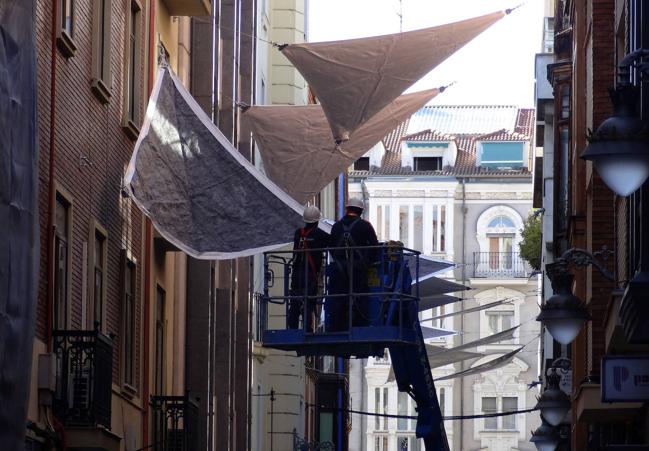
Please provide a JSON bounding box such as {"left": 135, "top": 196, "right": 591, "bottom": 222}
{"left": 421, "top": 326, "right": 457, "bottom": 340}
{"left": 441, "top": 326, "right": 519, "bottom": 354}
{"left": 426, "top": 346, "right": 485, "bottom": 369}
{"left": 422, "top": 299, "right": 512, "bottom": 322}
{"left": 416, "top": 276, "right": 468, "bottom": 298}
{"left": 125, "top": 67, "right": 322, "bottom": 259}
{"left": 281, "top": 11, "right": 506, "bottom": 142}
{"left": 435, "top": 347, "right": 522, "bottom": 381}
{"left": 418, "top": 295, "right": 461, "bottom": 312}
{"left": 408, "top": 255, "right": 455, "bottom": 282}
{"left": 244, "top": 88, "right": 439, "bottom": 204}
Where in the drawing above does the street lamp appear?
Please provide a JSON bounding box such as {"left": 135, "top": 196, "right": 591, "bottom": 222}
{"left": 581, "top": 49, "right": 649, "bottom": 197}
{"left": 535, "top": 365, "right": 570, "bottom": 426}
{"left": 537, "top": 248, "right": 614, "bottom": 345}
{"left": 530, "top": 419, "right": 560, "bottom": 451}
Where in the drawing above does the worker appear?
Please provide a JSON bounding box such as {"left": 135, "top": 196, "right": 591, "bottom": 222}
{"left": 327, "top": 197, "right": 378, "bottom": 331}
{"left": 288, "top": 205, "right": 329, "bottom": 330}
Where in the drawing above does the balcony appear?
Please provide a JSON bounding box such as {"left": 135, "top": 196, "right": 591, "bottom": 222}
{"left": 52, "top": 329, "right": 113, "bottom": 429}
{"left": 151, "top": 395, "right": 199, "bottom": 451}
{"left": 472, "top": 252, "right": 529, "bottom": 279}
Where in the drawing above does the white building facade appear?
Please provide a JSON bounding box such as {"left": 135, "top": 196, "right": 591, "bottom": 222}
{"left": 348, "top": 105, "right": 541, "bottom": 451}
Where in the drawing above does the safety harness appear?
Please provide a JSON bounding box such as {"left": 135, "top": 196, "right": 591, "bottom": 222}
{"left": 298, "top": 226, "right": 318, "bottom": 276}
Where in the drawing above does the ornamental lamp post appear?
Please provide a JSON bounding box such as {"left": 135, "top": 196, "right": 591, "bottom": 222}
{"left": 537, "top": 248, "right": 614, "bottom": 345}
{"left": 530, "top": 419, "right": 560, "bottom": 451}
{"left": 535, "top": 366, "right": 571, "bottom": 427}
{"left": 581, "top": 49, "right": 649, "bottom": 197}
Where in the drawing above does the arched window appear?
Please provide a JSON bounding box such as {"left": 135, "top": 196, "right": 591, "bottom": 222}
{"left": 488, "top": 216, "right": 515, "bottom": 228}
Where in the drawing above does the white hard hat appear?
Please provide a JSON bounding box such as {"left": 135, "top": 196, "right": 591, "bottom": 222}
{"left": 303, "top": 205, "right": 321, "bottom": 223}
{"left": 346, "top": 197, "right": 365, "bottom": 210}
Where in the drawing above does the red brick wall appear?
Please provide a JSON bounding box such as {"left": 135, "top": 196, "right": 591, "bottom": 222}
{"left": 35, "top": 0, "right": 147, "bottom": 387}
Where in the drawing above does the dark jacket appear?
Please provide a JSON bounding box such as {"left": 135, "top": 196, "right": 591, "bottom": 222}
{"left": 291, "top": 224, "right": 329, "bottom": 281}
{"left": 329, "top": 215, "right": 379, "bottom": 265}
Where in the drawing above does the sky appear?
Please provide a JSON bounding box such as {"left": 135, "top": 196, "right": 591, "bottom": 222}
{"left": 308, "top": 0, "right": 544, "bottom": 107}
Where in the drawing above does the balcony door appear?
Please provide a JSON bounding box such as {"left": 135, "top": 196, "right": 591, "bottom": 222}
{"left": 489, "top": 236, "right": 513, "bottom": 270}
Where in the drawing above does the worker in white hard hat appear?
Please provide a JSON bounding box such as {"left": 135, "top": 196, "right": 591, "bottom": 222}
{"left": 288, "top": 205, "right": 329, "bottom": 330}
{"left": 327, "top": 197, "right": 378, "bottom": 331}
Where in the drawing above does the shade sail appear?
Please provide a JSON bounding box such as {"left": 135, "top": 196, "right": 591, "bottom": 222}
{"left": 418, "top": 295, "right": 461, "bottom": 312}
{"left": 0, "top": 0, "right": 38, "bottom": 448}
{"left": 244, "top": 88, "right": 439, "bottom": 204}
{"left": 421, "top": 326, "right": 457, "bottom": 340}
{"left": 441, "top": 326, "right": 519, "bottom": 354}
{"left": 426, "top": 346, "right": 485, "bottom": 369}
{"left": 281, "top": 11, "right": 506, "bottom": 142}
{"left": 408, "top": 255, "right": 455, "bottom": 282}
{"left": 416, "top": 276, "right": 468, "bottom": 298}
{"left": 422, "top": 299, "right": 512, "bottom": 322}
{"left": 125, "top": 67, "right": 321, "bottom": 259}
{"left": 435, "top": 347, "right": 522, "bottom": 381}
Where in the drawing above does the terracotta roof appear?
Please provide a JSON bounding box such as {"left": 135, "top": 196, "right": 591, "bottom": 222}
{"left": 352, "top": 105, "right": 535, "bottom": 178}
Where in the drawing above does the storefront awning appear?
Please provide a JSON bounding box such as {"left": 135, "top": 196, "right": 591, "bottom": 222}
{"left": 244, "top": 88, "right": 439, "bottom": 204}
{"left": 125, "top": 67, "right": 327, "bottom": 259}
{"left": 280, "top": 11, "right": 506, "bottom": 142}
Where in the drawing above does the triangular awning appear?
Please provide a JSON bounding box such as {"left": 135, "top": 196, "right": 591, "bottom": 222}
{"left": 244, "top": 88, "right": 439, "bottom": 204}
{"left": 125, "top": 67, "right": 327, "bottom": 259}
{"left": 280, "top": 11, "right": 506, "bottom": 142}
{"left": 426, "top": 345, "right": 485, "bottom": 369}
{"left": 416, "top": 276, "right": 468, "bottom": 298}
{"left": 422, "top": 299, "right": 512, "bottom": 322}
{"left": 435, "top": 347, "right": 522, "bottom": 381}
{"left": 421, "top": 326, "right": 458, "bottom": 340}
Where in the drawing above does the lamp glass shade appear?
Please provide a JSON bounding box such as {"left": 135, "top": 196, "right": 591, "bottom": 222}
{"left": 541, "top": 406, "right": 569, "bottom": 427}
{"left": 545, "top": 317, "right": 586, "bottom": 345}
{"left": 594, "top": 155, "right": 649, "bottom": 197}
{"left": 533, "top": 440, "right": 559, "bottom": 451}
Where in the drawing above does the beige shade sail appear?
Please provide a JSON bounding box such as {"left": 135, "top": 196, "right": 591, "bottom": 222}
{"left": 281, "top": 10, "right": 506, "bottom": 142}
{"left": 243, "top": 88, "right": 439, "bottom": 204}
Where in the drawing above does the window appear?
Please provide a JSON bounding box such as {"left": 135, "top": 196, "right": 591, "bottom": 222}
{"left": 57, "top": 0, "right": 77, "bottom": 57}
{"left": 122, "top": 253, "right": 136, "bottom": 388}
{"left": 482, "top": 397, "right": 497, "bottom": 430}
{"left": 376, "top": 205, "right": 390, "bottom": 241}
{"left": 397, "top": 436, "right": 421, "bottom": 451}
{"left": 431, "top": 205, "right": 446, "bottom": 252}
{"left": 374, "top": 436, "right": 388, "bottom": 451}
{"left": 413, "top": 206, "right": 423, "bottom": 251}
{"left": 487, "top": 310, "right": 514, "bottom": 336}
{"left": 431, "top": 305, "right": 446, "bottom": 329}
{"left": 488, "top": 216, "right": 515, "bottom": 228}
{"left": 54, "top": 193, "right": 71, "bottom": 330}
{"left": 154, "top": 285, "right": 165, "bottom": 395}
{"left": 353, "top": 157, "right": 370, "bottom": 171}
{"left": 414, "top": 156, "right": 442, "bottom": 171}
{"left": 502, "top": 397, "right": 517, "bottom": 429}
{"left": 439, "top": 388, "right": 445, "bottom": 415}
{"left": 399, "top": 206, "right": 409, "bottom": 246}
{"left": 479, "top": 142, "right": 525, "bottom": 168}
{"left": 91, "top": 0, "right": 112, "bottom": 102}
{"left": 489, "top": 236, "right": 514, "bottom": 269}
{"left": 92, "top": 227, "right": 107, "bottom": 330}
{"left": 482, "top": 396, "right": 519, "bottom": 430}
{"left": 124, "top": 0, "right": 142, "bottom": 136}
{"left": 398, "top": 391, "right": 409, "bottom": 430}
{"left": 374, "top": 388, "right": 380, "bottom": 430}
{"left": 374, "top": 387, "right": 389, "bottom": 430}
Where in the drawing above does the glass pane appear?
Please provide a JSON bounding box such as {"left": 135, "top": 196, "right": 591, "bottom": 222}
{"left": 432, "top": 205, "right": 438, "bottom": 251}
{"left": 375, "top": 437, "right": 380, "bottom": 451}
{"left": 399, "top": 206, "right": 409, "bottom": 246}
{"left": 377, "top": 206, "right": 383, "bottom": 239}
{"left": 383, "top": 387, "right": 388, "bottom": 430}
{"left": 319, "top": 412, "right": 333, "bottom": 443}
{"left": 482, "top": 397, "right": 497, "bottom": 430}
{"left": 398, "top": 391, "right": 408, "bottom": 430}
{"left": 94, "top": 268, "right": 103, "bottom": 326}
{"left": 375, "top": 388, "right": 380, "bottom": 430}
{"left": 440, "top": 206, "right": 445, "bottom": 251}
{"left": 397, "top": 436, "right": 409, "bottom": 450}
{"left": 502, "top": 313, "right": 513, "bottom": 330}
{"left": 55, "top": 196, "right": 68, "bottom": 233}
{"left": 413, "top": 206, "right": 423, "bottom": 251}
{"left": 439, "top": 388, "right": 445, "bottom": 416}
{"left": 488, "top": 314, "right": 499, "bottom": 334}
{"left": 384, "top": 206, "right": 390, "bottom": 240}
{"left": 503, "top": 397, "right": 517, "bottom": 429}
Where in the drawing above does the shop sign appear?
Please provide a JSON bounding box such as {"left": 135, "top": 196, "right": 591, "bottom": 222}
{"left": 602, "top": 355, "right": 649, "bottom": 402}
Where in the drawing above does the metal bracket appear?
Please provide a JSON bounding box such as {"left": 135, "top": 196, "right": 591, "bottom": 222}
{"left": 555, "top": 247, "right": 615, "bottom": 282}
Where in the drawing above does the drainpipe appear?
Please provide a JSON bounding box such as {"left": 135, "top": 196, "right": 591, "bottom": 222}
{"left": 46, "top": 0, "right": 59, "bottom": 352}
{"left": 459, "top": 177, "right": 467, "bottom": 451}
{"left": 142, "top": 0, "right": 156, "bottom": 447}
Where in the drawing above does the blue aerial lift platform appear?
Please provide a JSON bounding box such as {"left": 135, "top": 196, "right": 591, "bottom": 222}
{"left": 258, "top": 244, "right": 450, "bottom": 450}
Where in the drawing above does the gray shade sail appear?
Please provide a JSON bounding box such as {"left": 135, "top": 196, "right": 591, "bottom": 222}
{"left": 422, "top": 299, "right": 512, "bottom": 322}
{"left": 408, "top": 255, "right": 455, "bottom": 281}
{"left": 421, "top": 326, "right": 457, "bottom": 340}
{"left": 435, "top": 347, "right": 523, "bottom": 381}
{"left": 0, "top": 0, "right": 38, "bottom": 448}
{"left": 244, "top": 88, "right": 439, "bottom": 204}
{"left": 415, "top": 276, "right": 468, "bottom": 298}
{"left": 125, "top": 67, "right": 324, "bottom": 259}
{"left": 440, "top": 326, "right": 519, "bottom": 355}
{"left": 281, "top": 11, "right": 506, "bottom": 142}
{"left": 418, "top": 295, "right": 461, "bottom": 312}
{"left": 425, "top": 346, "right": 485, "bottom": 369}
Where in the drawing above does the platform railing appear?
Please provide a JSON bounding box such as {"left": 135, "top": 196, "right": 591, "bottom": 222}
{"left": 260, "top": 244, "right": 420, "bottom": 339}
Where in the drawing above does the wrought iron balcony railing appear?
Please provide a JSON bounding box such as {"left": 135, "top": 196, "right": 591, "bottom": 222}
{"left": 52, "top": 329, "right": 113, "bottom": 429}
{"left": 151, "top": 394, "right": 199, "bottom": 451}
{"left": 473, "top": 252, "right": 529, "bottom": 279}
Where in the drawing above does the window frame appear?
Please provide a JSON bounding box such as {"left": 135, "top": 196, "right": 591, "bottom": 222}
{"left": 478, "top": 141, "right": 525, "bottom": 169}
{"left": 91, "top": 0, "right": 113, "bottom": 103}
{"left": 413, "top": 156, "right": 442, "bottom": 171}
{"left": 56, "top": 0, "right": 77, "bottom": 57}
{"left": 53, "top": 188, "right": 73, "bottom": 331}
{"left": 121, "top": 250, "right": 137, "bottom": 393}
{"left": 481, "top": 395, "right": 519, "bottom": 431}
{"left": 123, "top": 0, "right": 143, "bottom": 139}
{"left": 154, "top": 284, "right": 165, "bottom": 395}
{"left": 89, "top": 221, "right": 108, "bottom": 332}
